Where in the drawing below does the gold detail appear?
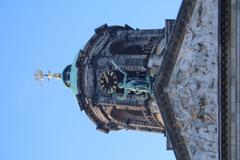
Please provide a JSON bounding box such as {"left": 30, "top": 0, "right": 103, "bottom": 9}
{"left": 34, "top": 70, "right": 61, "bottom": 84}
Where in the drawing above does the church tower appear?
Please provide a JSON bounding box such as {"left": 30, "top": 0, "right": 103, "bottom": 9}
{"left": 34, "top": 23, "right": 172, "bottom": 134}
{"left": 64, "top": 24, "right": 171, "bottom": 134}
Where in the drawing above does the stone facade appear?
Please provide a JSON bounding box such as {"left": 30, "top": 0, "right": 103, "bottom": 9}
{"left": 165, "top": 0, "right": 218, "bottom": 159}
{"left": 61, "top": 0, "right": 240, "bottom": 159}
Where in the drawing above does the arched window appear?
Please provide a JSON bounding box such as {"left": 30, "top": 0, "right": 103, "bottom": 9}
{"left": 110, "top": 108, "right": 145, "bottom": 123}
{"left": 110, "top": 40, "right": 145, "bottom": 55}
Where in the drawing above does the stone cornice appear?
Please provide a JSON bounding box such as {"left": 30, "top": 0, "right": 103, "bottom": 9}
{"left": 154, "top": 0, "right": 197, "bottom": 160}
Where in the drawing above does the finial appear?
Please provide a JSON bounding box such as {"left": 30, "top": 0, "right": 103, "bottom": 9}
{"left": 34, "top": 69, "right": 61, "bottom": 84}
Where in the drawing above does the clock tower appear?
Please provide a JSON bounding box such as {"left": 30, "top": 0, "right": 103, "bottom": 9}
{"left": 67, "top": 24, "right": 169, "bottom": 134}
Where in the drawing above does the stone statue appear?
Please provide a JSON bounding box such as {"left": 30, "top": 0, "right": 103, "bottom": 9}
{"left": 111, "top": 60, "right": 154, "bottom": 100}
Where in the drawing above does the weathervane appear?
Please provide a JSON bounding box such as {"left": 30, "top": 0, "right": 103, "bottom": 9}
{"left": 34, "top": 69, "right": 61, "bottom": 84}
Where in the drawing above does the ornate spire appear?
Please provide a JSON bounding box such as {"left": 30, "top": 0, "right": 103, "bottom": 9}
{"left": 34, "top": 69, "right": 61, "bottom": 84}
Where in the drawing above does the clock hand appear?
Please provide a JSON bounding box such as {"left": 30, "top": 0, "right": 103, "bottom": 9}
{"left": 104, "top": 73, "right": 109, "bottom": 83}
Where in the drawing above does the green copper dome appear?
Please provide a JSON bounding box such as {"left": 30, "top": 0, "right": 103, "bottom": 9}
{"left": 70, "top": 62, "right": 78, "bottom": 95}
{"left": 62, "top": 51, "right": 80, "bottom": 96}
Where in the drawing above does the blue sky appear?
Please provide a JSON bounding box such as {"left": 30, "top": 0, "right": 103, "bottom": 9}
{"left": 0, "top": 0, "right": 181, "bottom": 160}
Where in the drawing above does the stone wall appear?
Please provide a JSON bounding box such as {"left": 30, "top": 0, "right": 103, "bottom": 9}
{"left": 165, "top": 0, "right": 219, "bottom": 159}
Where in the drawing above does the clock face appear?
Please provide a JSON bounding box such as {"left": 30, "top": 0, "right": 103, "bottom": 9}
{"left": 100, "top": 70, "right": 118, "bottom": 94}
